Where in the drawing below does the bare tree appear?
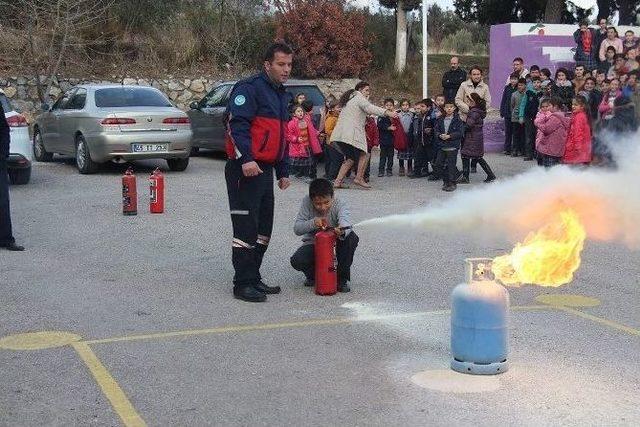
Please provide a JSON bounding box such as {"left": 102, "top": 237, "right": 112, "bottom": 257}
{"left": 2, "top": 0, "right": 113, "bottom": 104}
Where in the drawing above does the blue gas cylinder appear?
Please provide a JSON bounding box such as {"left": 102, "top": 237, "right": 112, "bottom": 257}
{"left": 451, "top": 258, "right": 510, "bottom": 375}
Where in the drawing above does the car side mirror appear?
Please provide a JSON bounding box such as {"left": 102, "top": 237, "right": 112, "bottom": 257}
{"left": 189, "top": 101, "right": 199, "bottom": 110}
{"left": 41, "top": 103, "right": 51, "bottom": 112}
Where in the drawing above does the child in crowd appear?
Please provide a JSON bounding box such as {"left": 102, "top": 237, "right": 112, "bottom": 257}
{"left": 540, "top": 68, "right": 553, "bottom": 95}
{"left": 595, "top": 70, "right": 607, "bottom": 92}
{"left": 622, "top": 70, "right": 637, "bottom": 98}
{"left": 534, "top": 97, "right": 570, "bottom": 168}
{"left": 526, "top": 65, "right": 541, "bottom": 90}
{"left": 294, "top": 92, "right": 306, "bottom": 106}
{"left": 363, "top": 115, "right": 379, "bottom": 182}
{"left": 409, "top": 98, "right": 435, "bottom": 178}
{"left": 599, "top": 46, "right": 617, "bottom": 75}
{"left": 322, "top": 100, "right": 343, "bottom": 180}
{"left": 510, "top": 78, "right": 528, "bottom": 157}
{"left": 377, "top": 98, "right": 396, "bottom": 177}
{"left": 598, "top": 77, "right": 621, "bottom": 122}
{"left": 432, "top": 94, "right": 445, "bottom": 120}
{"left": 287, "top": 105, "right": 322, "bottom": 179}
{"left": 290, "top": 178, "right": 358, "bottom": 293}
{"left": 551, "top": 68, "right": 575, "bottom": 111}
{"left": 500, "top": 73, "right": 519, "bottom": 154}
{"left": 579, "top": 76, "right": 602, "bottom": 122}
{"left": 573, "top": 65, "right": 587, "bottom": 93}
{"left": 434, "top": 101, "right": 464, "bottom": 192}
{"left": 397, "top": 99, "right": 414, "bottom": 176}
{"left": 563, "top": 95, "right": 592, "bottom": 165}
{"left": 626, "top": 48, "right": 639, "bottom": 71}
{"left": 524, "top": 77, "right": 544, "bottom": 161}
{"left": 623, "top": 30, "right": 639, "bottom": 54}
{"left": 458, "top": 93, "right": 495, "bottom": 183}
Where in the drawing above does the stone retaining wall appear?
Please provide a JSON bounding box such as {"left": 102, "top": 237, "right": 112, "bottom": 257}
{"left": 0, "top": 75, "right": 360, "bottom": 122}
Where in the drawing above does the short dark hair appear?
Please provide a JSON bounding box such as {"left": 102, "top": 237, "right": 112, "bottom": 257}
{"left": 435, "top": 93, "right": 445, "bottom": 99}
{"left": 422, "top": 98, "right": 433, "bottom": 107}
{"left": 626, "top": 30, "right": 635, "bottom": 35}
{"left": 518, "top": 78, "right": 527, "bottom": 85}
{"left": 539, "top": 97, "right": 551, "bottom": 106}
{"left": 596, "top": 70, "right": 606, "bottom": 76}
{"left": 383, "top": 98, "right": 395, "bottom": 105}
{"left": 585, "top": 76, "right": 596, "bottom": 84}
{"left": 530, "top": 65, "right": 540, "bottom": 72}
{"left": 555, "top": 67, "right": 569, "bottom": 79}
{"left": 355, "top": 81, "right": 370, "bottom": 91}
{"left": 469, "top": 66, "right": 483, "bottom": 74}
{"left": 540, "top": 68, "right": 551, "bottom": 77}
{"left": 615, "top": 53, "right": 626, "bottom": 61}
{"left": 309, "top": 178, "right": 334, "bottom": 199}
{"left": 606, "top": 46, "right": 617, "bottom": 53}
{"left": 400, "top": 98, "right": 410, "bottom": 105}
{"left": 513, "top": 57, "right": 524, "bottom": 63}
{"left": 264, "top": 42, "right": 293, "bottom": 62}
{"left": 301, "top": 100, "right": 314, "bottom": 113}
{"left": 549, "top": 97, "right": 563, "bottom": 108}
{"left": 579, "top": 20, "right": 589, "bottom": 27}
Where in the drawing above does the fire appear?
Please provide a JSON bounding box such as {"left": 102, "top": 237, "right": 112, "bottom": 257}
{"left": 491, "top": 210, "right": 586, "bottom": 287}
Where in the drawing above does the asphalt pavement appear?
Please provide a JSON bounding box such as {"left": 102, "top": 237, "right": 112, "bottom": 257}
{"left": 1, "top": 151, "right": 638, "bottom": 426}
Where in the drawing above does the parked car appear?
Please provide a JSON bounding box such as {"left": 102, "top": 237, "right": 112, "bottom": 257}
{"left": 1, "top": 89, "right": 32, "bottom": 185}
{"left": 187, "top": 80, "right": 325, "bottom": 153}
{"left": 33, "top": 85, "right": 192, "bottom": 174}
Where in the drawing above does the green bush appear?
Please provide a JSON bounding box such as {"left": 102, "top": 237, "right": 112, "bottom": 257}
{"left": 440, "top": 28, "right": 475, "bottom": 55}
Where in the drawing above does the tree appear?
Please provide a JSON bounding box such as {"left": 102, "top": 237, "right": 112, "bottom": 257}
{"left": 379, "top": 0, "right": 422, "bottom": 73}
{"left": 2, "top": 0, "right": 113, "bottom": 103}
{"left": 273, "top": 0, "right": 372, "bottom": 78}
{"left": 545, "top": 0, "right": 566, "bottom": 23}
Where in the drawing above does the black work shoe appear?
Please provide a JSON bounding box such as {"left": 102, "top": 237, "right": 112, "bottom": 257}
{"left": 484, "top": 175, "right": 496, "bottom": 183}
{"left": 457, "top": 175, "right": 470, "bottom": 184}
{"left": 1, "top": 242, "right": 24, "bottom": 251}
{"left": 338, "top": 282, "right": 351, "bottom": 293}
{"left": 304, "top": 278, "right": 315, "bottom": 287}
{"left": 233, "top": 286, "right": 267, "bottom": 302}
{"left": 254, "top": 280, "right": 281, "bottom": 294}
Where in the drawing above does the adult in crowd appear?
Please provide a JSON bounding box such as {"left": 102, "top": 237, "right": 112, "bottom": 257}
{"left": 505, "top": 57, "right": 529, "bottom": 84}
{"left": 595, "top": 18, "right": 609, "bottom": 57}
{"left": 331, "top": 82, "right": 397, "bottom": 190}
{"left": 455, "top": 66, "right": 491, "bottom": 122}
{"left": 599, "top": 26, "right": 623, "bottom": 62}
{"left": 0, "top": 102, "right": 24, "bottom": 251}
{"left": 441, "top": 56, "right": 467, "bottom": 103}
{"left": 574, "top": 20, "right": 598, "bottom": 70}
{"left": 224, "top": 42, "right": 293, "bottom": 303}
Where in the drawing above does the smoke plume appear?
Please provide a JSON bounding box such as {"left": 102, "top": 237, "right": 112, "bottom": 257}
{"left": 358, "top": 134, "right": 640, "bottom": 248}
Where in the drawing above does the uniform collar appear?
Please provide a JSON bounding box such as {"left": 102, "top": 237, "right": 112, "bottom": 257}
{"left": 260, "top": 71, "right": 285, "bottom": 91}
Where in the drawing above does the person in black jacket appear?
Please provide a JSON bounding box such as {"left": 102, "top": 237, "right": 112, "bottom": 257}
{"left": 408, "top": 98, "right": 435, "bottom": 178}
{"left": 442, "top": 57, "right": 467, "bottom": 103}
{"left": 523, "top": 77, "right": 544, "bottom": 161}
{"left": 433, "top": 101, "right": 464, "bottom": 192}
{"left": 0, "top": 102, "right": 24, "bottom": 251}
{"left": 500, "top": 73, "right": 519, "bottom": 154}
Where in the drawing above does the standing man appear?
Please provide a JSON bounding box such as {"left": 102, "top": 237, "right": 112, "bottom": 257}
{"left": 595, "top": 18, "right": 609, "bottom": 64}
{"left": 455, "top": 66, "right": 492, "bottom": 122}
{"left": 573, "top": 21, "right": 598, "bottom": 71}
{"left": 442, "top": 56, "right": 467, "bottom": 103}
{"left": 505, "top": 57, "right": 529, "bottom": 84}
{"left": 225, "top": 42, "right": 293, "bottom": 303}
{"left": 1, "top": 102, "right": 24, "bottom": 251}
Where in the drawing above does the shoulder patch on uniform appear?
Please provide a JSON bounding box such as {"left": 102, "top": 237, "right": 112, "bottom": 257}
{"left": 234, "top": 95, "right": 246, "bottom": 106}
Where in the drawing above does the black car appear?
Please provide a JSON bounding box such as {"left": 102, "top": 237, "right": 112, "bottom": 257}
{"left": 187, "top": 80, "right": 325, "bottom": 154}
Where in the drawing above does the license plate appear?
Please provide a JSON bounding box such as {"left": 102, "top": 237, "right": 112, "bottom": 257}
{"left": 131, "top": 143, "right": 168, "bottom": 153}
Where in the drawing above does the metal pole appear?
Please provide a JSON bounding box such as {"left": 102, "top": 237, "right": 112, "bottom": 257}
{"left": 422, "top": 0, "right": 428, "bottom": 98}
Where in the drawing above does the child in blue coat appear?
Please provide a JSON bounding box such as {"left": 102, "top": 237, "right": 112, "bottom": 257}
{"left": 433, "top": 101, "right": 464, "bottom": 192}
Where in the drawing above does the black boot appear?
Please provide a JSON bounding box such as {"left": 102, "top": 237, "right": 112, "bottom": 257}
{"left": 477, "top": 158, "right": 496, "bottom": 183}
{"left": 254, "top": 280, "right": 281, "bottom": 294}
{"left": 457, "top": 157, "right": 470, "bottom": 184}
{"left": 233, "top": 286, "right": 267, "bottom": 302}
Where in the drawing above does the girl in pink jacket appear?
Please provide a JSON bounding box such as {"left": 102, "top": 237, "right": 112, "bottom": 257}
{"left": 287, "top": 105, "right": 322, "bottom": 179}
{"left": 534, "top": 97, "right": 570, "bottom": 167}
{"left": 563, "top": 95, "right": 592, "bottom": 165}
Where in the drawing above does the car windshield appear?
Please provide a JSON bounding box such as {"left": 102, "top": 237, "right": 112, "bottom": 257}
{"left": 0, "top": 94, "right": 13, "bottom": 113}
{"left": 95, "top": 88, "right": 172, "bottom": 108}
{"left": 285, "top": 86, "right": 325, "bottom": 106}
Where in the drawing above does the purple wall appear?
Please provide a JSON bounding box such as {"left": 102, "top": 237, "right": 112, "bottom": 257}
{"left": 489, "top": 24, "right": 575, "bottom": 108}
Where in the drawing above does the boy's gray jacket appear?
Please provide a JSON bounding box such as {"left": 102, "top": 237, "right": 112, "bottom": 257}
{"left": 294, "top": 195, "right": 352, "bottom": 245}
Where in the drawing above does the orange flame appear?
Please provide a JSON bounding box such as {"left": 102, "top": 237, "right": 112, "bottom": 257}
{"left": 491, "top": 210, "right": 586, "bottom": 287}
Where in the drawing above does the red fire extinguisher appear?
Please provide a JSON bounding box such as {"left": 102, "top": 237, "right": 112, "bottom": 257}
{"left": 314, "top": 230, "right": 337, "bottom": 296}
{"left": 122, "top": 167, "right": 137, "bottom": 216}
{"left": 149, "top": 168, "right": 165, "bottom": 214}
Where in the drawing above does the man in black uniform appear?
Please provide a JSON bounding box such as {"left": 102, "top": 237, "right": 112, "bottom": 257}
{"left": 224, "top": 43, "right": 293, "bottom": 302}
{"left": 442, "top": 56, "right": 467, "bottom": 103}
{"left": 1, "top": 102, "right": 25, "bottom": 251}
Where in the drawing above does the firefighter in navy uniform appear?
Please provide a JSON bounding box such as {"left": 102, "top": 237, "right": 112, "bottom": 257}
{"left": 0, "top": 102, "right": 24, "bottom": 252}
{"left": 225, "top": 43, "right": 293, "bottom": 302}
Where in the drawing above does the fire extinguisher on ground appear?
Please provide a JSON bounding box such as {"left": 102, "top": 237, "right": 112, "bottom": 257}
{"left": 314, "top": 230, "right": 337, "bottom": 296}
{"left": 149, "top": 168, "right": 165, "bottom": 214}
{"left": 122, "top": 167, "right": 137, "bottom": 216}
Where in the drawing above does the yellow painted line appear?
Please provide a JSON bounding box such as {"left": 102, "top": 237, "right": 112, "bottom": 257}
{"left": 553, "top": 305, "right": 640, "bottom": 336}
{"left": 71, "top": 342, "right": 147, "bottom": 427}
{"left": 83, "top": 305, "right": 550, "bottom": 346}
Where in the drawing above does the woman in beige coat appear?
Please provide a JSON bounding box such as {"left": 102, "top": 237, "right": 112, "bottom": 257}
{"left": 330, "top": 82, "right": 397, "bottom": 189}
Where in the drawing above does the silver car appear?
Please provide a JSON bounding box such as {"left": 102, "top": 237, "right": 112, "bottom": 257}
{"left": 33, "top": 85, "right": 192, "bottom": 174}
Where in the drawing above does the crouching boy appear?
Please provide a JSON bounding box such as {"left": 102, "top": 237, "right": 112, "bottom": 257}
{"left": 290, "top": 178, "right": 359, "bottom": 292}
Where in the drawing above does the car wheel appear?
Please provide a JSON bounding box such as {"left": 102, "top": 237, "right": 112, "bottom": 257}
{"left": 166, "top": 158, "right": 189, "bottom": 171}
{"left": 190, "top": 146, "right": 200, "bottom": 156}
{"left": 8, "top": 167, "right": 31, "bottom": 185}
{"left": 76, "top": 135, "right": 98, "bottom": 174}
{"left": 33, "top": 130, "right": 53, "bottom": 162}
